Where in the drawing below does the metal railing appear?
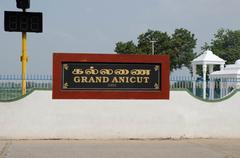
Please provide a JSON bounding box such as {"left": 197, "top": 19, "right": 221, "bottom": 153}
{"left": 0, "top": 74, "right": 52, "bottom": 101}
{"left": 0, "top": 74, "right": 239, "bottom": 101}
{"left": 170, "top": 76, "right": 240, "bottom": 100}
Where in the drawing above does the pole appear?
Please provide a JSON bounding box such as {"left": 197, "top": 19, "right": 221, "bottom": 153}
{"left": 21, "top": 32, "right": 27, "bottom": 95}
{"left": 21, "top": 8, "right": 28, "bottom": 96}
{"left": 150, "top": 41, "right": 156, "bottom": 55}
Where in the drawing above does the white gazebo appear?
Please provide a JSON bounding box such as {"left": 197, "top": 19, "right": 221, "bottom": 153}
{"left": 209, "top": 59, "right": 240, "bottom": 100}
{"left": 191, "top": 50, "right": 225, "bottom": 99}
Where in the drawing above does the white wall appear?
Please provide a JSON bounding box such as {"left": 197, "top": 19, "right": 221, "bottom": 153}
{"left": 0, "top": 90, "right": 240, "bottom": 139}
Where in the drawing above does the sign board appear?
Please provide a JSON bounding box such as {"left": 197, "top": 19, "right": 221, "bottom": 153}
{"left": 53, "top": 53, "right": 170, "bottom": 99}
{"left": 4, "top": 11, "right": 42, "bottom": 33}
{"left": 62, "top": 62, "right": 161, "bottom": 90}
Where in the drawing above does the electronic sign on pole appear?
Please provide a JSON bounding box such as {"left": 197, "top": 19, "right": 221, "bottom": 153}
{"left": 4, "top": 0, "right": 43, "bottom": 95}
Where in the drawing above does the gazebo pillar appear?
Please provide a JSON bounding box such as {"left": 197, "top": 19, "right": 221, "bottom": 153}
{"left": 225, "top": 78, "right": 229, "bottom": 96}
{"left": 209, "top": 65, "right": 214, "bottom": 74}
{"left": 209, "top": 77, "right": 215, "bottom": 100}
{"left": 202, "top": 64, "right": 207, "bottom": 99}
{"left": 220, "top": 64, "right": 224, "bottom": 71}
{"left": 192, "top": 64, "right": 196, "bottom": 95}
{"left": 220, "top": 64, "right": 225, "bottom": 98}
{"left": 212, "top": 78, "right": 215, "bottom": 100}
{"left": 208, "top": 65, "right": 214, "bottom": 100}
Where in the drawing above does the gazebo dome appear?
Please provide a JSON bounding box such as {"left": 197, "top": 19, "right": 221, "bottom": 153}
{"left": 224, "top": 59, "right": 240, "bottom": 70}
{"left": 204, "top": 50, "right": 213, "bottom": 54}
{"left": 210, "top": 59, "right": 240, "bottom": 77}
{"left": 191, "top": 50, "right": 225, "bottom": 65}
{"left": 235, "top": 59, "right": 240, "bottom": 65}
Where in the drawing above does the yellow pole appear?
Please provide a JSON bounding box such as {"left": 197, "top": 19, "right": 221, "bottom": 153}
{"left": 21, "top": 32, "right": 28, "bottom": 95}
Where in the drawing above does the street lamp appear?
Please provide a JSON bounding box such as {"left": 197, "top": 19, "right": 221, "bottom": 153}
{"left": 150, "top": 40, "right": 156, "bottom": 55}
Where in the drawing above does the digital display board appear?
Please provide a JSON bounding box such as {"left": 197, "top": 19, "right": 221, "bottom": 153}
{"left": 4, "top": 11, "right": 42, "bottom": 33}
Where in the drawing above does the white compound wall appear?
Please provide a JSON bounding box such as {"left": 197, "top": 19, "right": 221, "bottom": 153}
{"left": 0, "top": 90, "right": 240, "bottom": 139}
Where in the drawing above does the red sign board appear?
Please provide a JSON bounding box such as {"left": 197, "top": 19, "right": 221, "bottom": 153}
{"left": 52, "top": 53, "right": 170, "bottom": 99}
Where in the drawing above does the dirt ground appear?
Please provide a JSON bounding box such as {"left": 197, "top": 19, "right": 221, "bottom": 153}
{"left": 1, "top": 139, "right": 240, "bottom": 158}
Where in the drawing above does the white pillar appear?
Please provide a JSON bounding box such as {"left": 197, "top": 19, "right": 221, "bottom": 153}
{"left": 192, "top": 64, "right": 196, "bottom": 96}
{"left": 203, "top": 64, "right": 207, "bottom": 99}
{"left": 212, "top": 78, "right": 215, "bottom": 100}
{"left": 209, "top": 77, "right": 212, "bottom": 100}
{"left": 208, "top": 65, "right": 214, "bottom": 100}
{"left": 220, "top": 64, "right": 224, "bottom": 71}
{"left": 223, "top": 79, "right": 227, "bottom": 97}
{"left": 209, "top": 65, "right": 214, "bottom": 73}
{"left": 220, "top": 64, "right": 224, "bottom": 98}
{"left": 220, "top": 78, "right": 223, "bottom": 98}
{"left": 225, "top": 79, "right": 229, "bottom": 96}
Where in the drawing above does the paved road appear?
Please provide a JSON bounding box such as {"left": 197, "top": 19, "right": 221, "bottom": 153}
{"left": 0, "top": 139, "right": 240, "bottom": 158}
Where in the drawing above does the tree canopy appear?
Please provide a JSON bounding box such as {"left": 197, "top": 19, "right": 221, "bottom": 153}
{"left": 114, "top": 41, "right": 140, "bottom": 54}
{"left": 169, "top": 28, "right": 197, "bottom": 69}
{"left": 202, "top": 28, "right": 240, "bottom": 64}
{"left": 114, "top": 28, "right": 197, "bottom": 70}
{"left": 137, "top": 30, "right": 171, "bottom": 55}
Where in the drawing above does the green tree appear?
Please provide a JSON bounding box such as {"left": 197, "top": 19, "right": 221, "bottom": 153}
{"left": 114, "top": 28, "right": 197, "bottom": 70}
{"left": 202, "top": 29, "right": 240, "bottom": 64}
{"left": 137, "top": 29, "right": 171, "bottom": 55}
{"left": 114, "top": 41, "right": 141, "bottom": 54}
{"left": 169, "top": 28, "right": 197, "bottom": 69}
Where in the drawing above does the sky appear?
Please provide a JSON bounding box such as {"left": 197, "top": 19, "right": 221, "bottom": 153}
{"left": 0, "top": 0, "right": 240, "bottom": 74}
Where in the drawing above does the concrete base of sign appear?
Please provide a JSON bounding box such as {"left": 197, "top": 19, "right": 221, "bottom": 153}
{"left": 0, "top": 90, "right": 240, "bottom": 139}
